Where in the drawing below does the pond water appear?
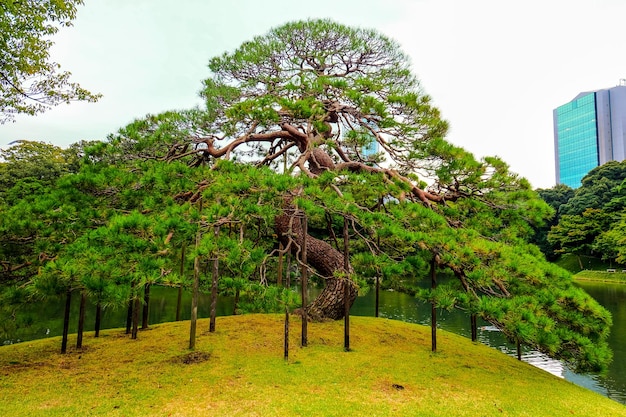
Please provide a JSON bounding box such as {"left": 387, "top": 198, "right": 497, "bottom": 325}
{"left": 2, "top": 281, "right": 625, "bottom": 405}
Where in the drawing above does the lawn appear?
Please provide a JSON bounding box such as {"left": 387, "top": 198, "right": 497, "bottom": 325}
{"left": 1, "top": 315, "right": 624, "bottom": 416}
{"left": 574, "top": 270, "right": 626, "bottom": 284}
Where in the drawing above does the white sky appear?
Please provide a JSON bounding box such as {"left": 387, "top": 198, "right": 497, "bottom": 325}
{"left": 3, "top": 0, "right": 626, "bottom": 189}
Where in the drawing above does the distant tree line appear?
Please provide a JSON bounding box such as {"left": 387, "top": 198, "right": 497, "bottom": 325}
{"left": 535, "top": 160, "right": 626, "bottom": 269}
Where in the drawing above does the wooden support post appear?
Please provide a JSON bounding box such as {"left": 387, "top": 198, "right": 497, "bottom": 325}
{"left": 301, "top": 214, "right": 308, "bottom": 347}
{"left": 209, "top": 225, "right": 220, "bottom": 333}
{"left": 284, "top": 306, "right": 289, "bottom": 360}
{"left": 471, "top": 314, "right": 477, "bottom": 342}
{"left": 277, "top": 242, "right": 284, "bottom": 287}
{"left": 286, "top": 252, "right": 292, "bottom": 288}
{"left": 176, "top": 244, "right": 185, "bottom": 321}
{"left": 61, "top": 289, "right": 71, "bottom": 354}
{"left": 189, "top": 253, "right": 200, "bottom": 349}
{"left": 375, "top": 235, "right": 380, "bottom": 318}
{"left": 94, "top": 303, "right": 102, "bottom": 338}
{"left": 431, "top": 256, "right": 437, "bottom": 353}
{"left": 190, "top": 199, "right": 203, "bottom": 349}
{"left": 125, "top": 282, "right": 134, "bottom": 335}
{"left": 343, "top": 217, "right": 350, "bottom": 352}
{"left": 76, "top": 291, "right": 86, "bottom": 348}
{"left": 131, "top": 297, "right": 140, "bottom": 340}
{"left": 375, "top": 275, "right": 380, "bottom": 318}
{"left": 141, "top": 283, "right": 150, "bottom": 330}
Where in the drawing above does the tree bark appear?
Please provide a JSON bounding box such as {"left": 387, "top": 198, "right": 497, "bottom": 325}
{"left": 189, "top": 136, "right": 362, "bottom": 321}
{"left": 275, "top": 203, "right": 357, "bottom": 321}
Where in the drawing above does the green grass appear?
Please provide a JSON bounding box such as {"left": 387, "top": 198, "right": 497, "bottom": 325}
{"left": 554, "top": 253, "right": 613, "bottom": 273}
{"left": 574, "top": 270, "right": 626, "bottom": 283}
{"left": 553, "top": 254, "right": 626, "bottom": 283}
{"left": 1, "top": 315, "right": 625, "bottom": 416}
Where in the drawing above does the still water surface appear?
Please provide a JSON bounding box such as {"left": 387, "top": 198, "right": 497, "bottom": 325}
{"left": 3, "top": 282, "right": 626, "bottom": 404}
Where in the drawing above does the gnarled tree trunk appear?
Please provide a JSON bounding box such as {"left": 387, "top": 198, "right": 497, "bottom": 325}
{"left": 275, "top": 201, "right": 357, "bottom": 321}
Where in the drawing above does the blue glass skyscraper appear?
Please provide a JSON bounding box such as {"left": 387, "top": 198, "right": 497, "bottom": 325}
{"left": 553, "top": 83, "right": 626, "bottom": 188}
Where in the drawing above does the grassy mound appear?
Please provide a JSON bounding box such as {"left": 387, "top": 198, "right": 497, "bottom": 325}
{"left": 1, "top": 315, "right": 624, "bottom": 416}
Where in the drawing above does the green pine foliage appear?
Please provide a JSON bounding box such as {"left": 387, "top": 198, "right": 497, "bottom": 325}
{"left": 0, "top": 19, "right": 614, "bottom": 372}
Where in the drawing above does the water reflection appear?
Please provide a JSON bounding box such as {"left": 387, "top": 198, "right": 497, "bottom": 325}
{"left": 1, "top": 287, "right": 234, "bottom": 345}
{"left": 572, "top": 281, "right": 626, "bottom": 404}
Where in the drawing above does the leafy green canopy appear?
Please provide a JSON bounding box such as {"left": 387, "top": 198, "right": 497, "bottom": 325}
{"left": 98, "top": 19, "right": 613, "bottom": 370}
{"left": 546, "top": 161, "right": 626, "bottom": 265}
{"left": 1, "top": 19, "right": 613, "bottom": 371}
{"left": 0, "top": 140, "right": 99, "bottom": 290}
{"left": 0, "top": 0, "right": 100, "bottom": 121}
{"left": 0, "top": 152, "right": 303, "bottom": 335}
{"left": 0, "top": 140, "right": 91, "bottom": 202}
{"left": 533, "top": 184, "right": 574, "bottom": 259}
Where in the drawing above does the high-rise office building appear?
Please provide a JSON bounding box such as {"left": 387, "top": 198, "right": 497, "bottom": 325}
{"left": 553, "top": 82, "right": 626, "bottom": 188}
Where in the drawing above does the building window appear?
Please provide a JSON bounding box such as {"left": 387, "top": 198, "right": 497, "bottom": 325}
{"left": 556, "top": 93, "right": 598, "bottom": 188}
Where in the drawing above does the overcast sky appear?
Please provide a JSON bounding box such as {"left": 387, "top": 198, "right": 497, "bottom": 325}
{"left": 3, "top": 0, "right": 626, "bottom": 189}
